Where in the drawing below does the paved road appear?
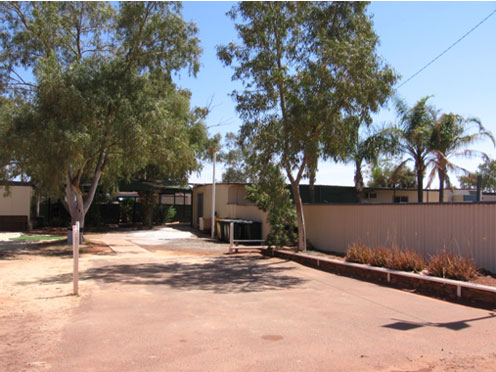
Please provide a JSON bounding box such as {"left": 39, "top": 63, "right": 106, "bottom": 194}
{"left": 47, "top": 226, "right": 496, "bottom": 371}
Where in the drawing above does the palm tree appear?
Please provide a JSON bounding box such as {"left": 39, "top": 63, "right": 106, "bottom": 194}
{"left": 345, "top": 124, "right": 398, "bottom": 202}
{"left": 394, "top": 96, "right": 436, "bottom": 203}
{"left": 427, "top": 113, "right": 494, "bottom": 202}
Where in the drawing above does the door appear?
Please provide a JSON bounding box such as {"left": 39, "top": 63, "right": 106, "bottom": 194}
{"left": 197, "top": 193, "right": 203, "bottom": 225}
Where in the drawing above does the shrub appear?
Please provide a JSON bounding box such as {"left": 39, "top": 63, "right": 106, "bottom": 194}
{"left": 166, "top": 206, "right": 176, "bottom": 222}
{"left": 387, "top": 246, "right": 425, "bottom": 273}
{"left": 427, "top": 250, "right": 477, "bottom": 281}
{"left": 152, "top": 205, "right": 177, "bottom": 225}
{"left": 345, "top": 242, "right": 372, "bottom": 264}
{"left": 369, "top": 246, "right": 391, "bottom": 267}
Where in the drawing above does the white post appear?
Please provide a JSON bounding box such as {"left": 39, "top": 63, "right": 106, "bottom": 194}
{"left": 210, "top": 149, "right": 217, "bottom": 239}
{"left": 229, "top": 221, "right": 234, "bottom": 254}
{"left": 73, "top": 221, "right": 80, "bottom": 295}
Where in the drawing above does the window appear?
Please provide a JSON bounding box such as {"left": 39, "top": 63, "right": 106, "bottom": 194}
{"left": 160, "top": 192, "right": 192, "bottom": 205}
{"left": 364, "top": 191, "right": 377, "bottom": 199}
{"left": 161, "top": 195, "right": 174, "bottom": 205}
{"left": 394, "top": 196, "right": 408, "bottom": 203}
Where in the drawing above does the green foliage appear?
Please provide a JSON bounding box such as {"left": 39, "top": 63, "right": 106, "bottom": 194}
{"left": 428, "top": 250, "right": 477, "bottom": 281}
{"left": 427, "top": 112, "right": 494, "bottom": 201}
{"left": 245, "top": 164, "right": 297, "bottom": 248}
{"left": 119, "top": 198, "right": 135, "bottom": 224}
{"left": 459, "top": 159, "right": 496, "bottom": 192}
{"left": 0, "top": 2, "right": 208, "bottom": 228}
{"left": 393, "top": 96, "right": 436, "bottom": 202}
{"left": 153, "top": 205, "right": 176, "bottom": 225}
{"left": 10, "top": 234, "right": 65, "bottom": 241}
{"left": 219, "top": 132, "right": 250, "bottom": 183}
{"left": 343, "top": 124, "right": 400, "bottom": 200}
{"left": 367, "top": 161, "right": 417, "bottom": 189}
{"left": 218, "top": 2, "right": 397, "bottom": 250}
{"left": 394, "top": 95, "right": 493, "bottom": 202}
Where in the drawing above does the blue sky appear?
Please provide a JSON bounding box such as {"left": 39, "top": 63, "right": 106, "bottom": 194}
{"left": 177, "top": 1, "right": 496, "bottom": 187}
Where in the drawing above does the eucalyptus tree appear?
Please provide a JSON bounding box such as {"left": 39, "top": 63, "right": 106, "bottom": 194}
{"left": 427, "top": 113, "right": 494, "bottom": 202}
{"left": 368, "top": 161, "right": 417, "bottom": 189}
{"left": 218, "top": 2, "right": 396, "bottom": 250}
{"left": 459, "top": 158, "right": 496, "bottom": 192}
{"left": 0, "top": 2, "right": 210, "bottom": 229}
{"left": 394, "top": 96, "right": 436, "bottom": 203}
{"left": 220, "top": 132, "right": 251, "bottom": 183}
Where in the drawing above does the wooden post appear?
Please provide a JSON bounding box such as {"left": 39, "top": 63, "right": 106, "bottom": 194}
{"left": 73, "top": 221, "right": 80, "bottom": 295}
{"left": 229, "top": 222, "right": 234, "bottom": 254}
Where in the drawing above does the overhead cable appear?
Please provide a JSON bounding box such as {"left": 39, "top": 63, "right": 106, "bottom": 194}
{"left": 397, "top": 7, "right": 496, "bottom": 89}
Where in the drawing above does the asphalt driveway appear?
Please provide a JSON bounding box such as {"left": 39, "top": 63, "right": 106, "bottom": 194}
{"left": 18, "top": 226, "right": 496, "bottom": 371}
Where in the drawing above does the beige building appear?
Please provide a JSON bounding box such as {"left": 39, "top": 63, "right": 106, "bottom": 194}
{"left": 192, "top": 183, "right": 270, "bottom": 239}
{"left": 0, "top": 182, "right": 33, "bottom": 231}
{"left": 362, "top": 188, "right": 441, "bottom": 203}
{"left": 193, "top": 183, "right": 496, "bottom": 272}
{"left": 363, "top": 187, "right": 496, "bottom": 203}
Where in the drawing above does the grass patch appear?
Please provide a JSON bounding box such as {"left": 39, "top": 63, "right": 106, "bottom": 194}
{"left": 9, "top": 234, "right": 65, "bottom": 242}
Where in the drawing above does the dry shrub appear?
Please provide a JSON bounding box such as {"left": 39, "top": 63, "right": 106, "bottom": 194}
{"left": 345, "top": 242, "right": 372, "bottom": 264}
{"left": 347, "top": 243, "right": 425, "bottom": 273}
{"left": 386, "top": 246, "right": 425, "bottom": 273}
{"left": 427, "top": 250, "right": 477, "bottom": 281}
{"left": 369, "top": 246, "right": 390, "bottom": 267}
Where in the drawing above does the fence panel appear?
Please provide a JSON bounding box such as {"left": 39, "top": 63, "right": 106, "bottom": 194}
{"left": 303, "top": 203, "right": 496, "bottom": 273}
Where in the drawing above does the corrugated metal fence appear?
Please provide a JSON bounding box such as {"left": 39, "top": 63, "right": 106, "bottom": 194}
{"left": 303, "top": 203, "right": 496, "bottom": 273}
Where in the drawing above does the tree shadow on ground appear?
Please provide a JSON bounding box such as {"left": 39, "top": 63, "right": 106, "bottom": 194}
{"left": 27, "top": 255, "right": 306, "bottom": 294}
{"left": 0, "top": 240, "right": 114, "bottom": 260}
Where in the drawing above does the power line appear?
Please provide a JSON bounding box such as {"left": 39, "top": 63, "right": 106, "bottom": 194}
{"left": 397, "top": 7, "right": 496, "bottom": 89}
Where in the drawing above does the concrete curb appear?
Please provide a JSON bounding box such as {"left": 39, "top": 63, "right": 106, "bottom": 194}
{"left": 262, "top": 248, "right": 496, "bottom": 309}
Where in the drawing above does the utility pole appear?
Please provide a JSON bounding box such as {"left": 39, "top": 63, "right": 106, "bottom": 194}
{"left": 209, "top": 147, "right": 219, "bottom": 239}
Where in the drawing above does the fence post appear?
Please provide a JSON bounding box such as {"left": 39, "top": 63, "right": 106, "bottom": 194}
{"left": 73, "top": 221, "right": 80, "bottom": 295}
{"left": 229, "top": 222, "right": 234, "bottom": 254}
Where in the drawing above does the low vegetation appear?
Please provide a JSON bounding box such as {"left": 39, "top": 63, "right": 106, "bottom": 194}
{"left": 345, "top": 243, "right": 476, "bottom": 280}
{"left": 9, "top": 234, "right": 65, "bottom": 242}
{"left": 345, "top": 242, "right": 372, "bottom": 265}
{"left": 427, "top": 250, "right": 477, "bottom": 281}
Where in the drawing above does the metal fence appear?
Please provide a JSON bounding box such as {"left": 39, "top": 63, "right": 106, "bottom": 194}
{"left": 303, "top": 203, "right": 496, "bottom": 273}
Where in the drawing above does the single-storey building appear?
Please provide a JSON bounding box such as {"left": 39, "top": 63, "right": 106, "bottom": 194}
{"left": 192, "top": 183, "right": 496, "bottom": 240}
{"left": 0, "top": 182, "right": 33, "bottom": 231}
{"left": 192, "top": 183, "right": 270, "bottom": 239}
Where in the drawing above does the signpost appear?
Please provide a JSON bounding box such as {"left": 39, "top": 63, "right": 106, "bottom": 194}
{"left": 72, "top": 221, "right": 80, "bottom": 295}
{"left": 208, "top": 147, "right": 219, "bottom": 239}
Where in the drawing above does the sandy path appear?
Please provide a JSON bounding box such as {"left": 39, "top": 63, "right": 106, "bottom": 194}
{"left": 0, "top": 239, "right": 110, "bottom": 372}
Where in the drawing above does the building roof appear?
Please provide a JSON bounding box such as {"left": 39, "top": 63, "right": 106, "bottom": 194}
{"left": 0, "top": 181, "right": 33, "bottom": 187}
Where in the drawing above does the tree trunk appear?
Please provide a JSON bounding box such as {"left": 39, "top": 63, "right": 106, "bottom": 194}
{"left": 65, "top": 177, "right": 86, "bottom": 229}
{"left": 290, "top": 181, "right": 306, "bottom": 251}
{"left": 438, "top": 169, "right": 445, "bottom": 203}
{"left": 354, "top": 160, "right": 364, "bottom": 203}
{"left": 140, "top": 190, "right": 155, "bottom": 228}
{"left": 64, "top": 153, "right": 105, "bottom": 230}
{"left": 417, "top": 168, "right": 424, "bottom": 203}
